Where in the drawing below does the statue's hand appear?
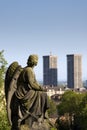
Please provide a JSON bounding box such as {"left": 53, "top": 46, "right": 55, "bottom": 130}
{"left": 39, "top": 86, "right": 46, "bottom": 91}
{"left": 42, "top": 87, "right": 47, "bottom": 92}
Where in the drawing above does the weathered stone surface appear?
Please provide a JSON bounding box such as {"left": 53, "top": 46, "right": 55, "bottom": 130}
{"left": 5, "top": 55, "right": 54, "bottom": 130}
{"left": 21, "top": 119, "right": 54, "bottom": 130}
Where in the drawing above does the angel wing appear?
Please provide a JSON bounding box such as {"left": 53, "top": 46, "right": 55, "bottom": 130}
{"left": 5, "top": 61, "right": 23, "bottom": 125}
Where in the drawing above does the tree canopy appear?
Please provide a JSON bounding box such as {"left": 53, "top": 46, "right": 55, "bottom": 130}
{"left": 56, "top": 90, "right": 87, "bottom": 130}
{"left": 0, "top": 50, "right": 7, "bottom": 87}
{"left": 0, "top": 50, "right": 10, "bottom": 130}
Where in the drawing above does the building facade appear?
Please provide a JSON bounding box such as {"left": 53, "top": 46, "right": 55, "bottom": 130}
{"left": 43, "top": 55, "right": 58, "bottom": 86}
{"left": 67, "top": 54, "right": 82, "bottom": 89}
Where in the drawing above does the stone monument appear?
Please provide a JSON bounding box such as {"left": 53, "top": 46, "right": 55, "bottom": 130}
{"left": 5, "top": 55, "right": 55, "bottom": 130}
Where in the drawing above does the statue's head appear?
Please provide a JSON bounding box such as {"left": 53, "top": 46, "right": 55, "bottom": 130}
{"left": 27, "top": 54, "right": 38, "bottom": 67}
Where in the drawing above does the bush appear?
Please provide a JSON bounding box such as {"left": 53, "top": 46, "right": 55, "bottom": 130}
{"left": 0, "top": 108, "right": 11, "bottom": 130}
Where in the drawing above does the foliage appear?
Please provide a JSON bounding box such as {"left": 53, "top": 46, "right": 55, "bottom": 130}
{"left": 74, "top": 92, "right": 87, "bottom": 130}
{"left": 47, "top": 97, "right": 57, "bottom": 117}
{"left": 56, "top": 90, "right": 87, "bottom": 130}
{"left": 0, "top": 50, "right": 10, "bottom": 130}
{"left": 0, "top": 50, "right": 7, "bottom": 87}
{"left": 0, "top": 84, "right": 11, "bottom": 130}
{"left": 51, "top": 127, "right": 57, "bottom": 130}
{"left": 57, "top": 91, "right": 83, "bottom": 116}
{"left": 0, "top": 105, "right": 11, "bottom": 130}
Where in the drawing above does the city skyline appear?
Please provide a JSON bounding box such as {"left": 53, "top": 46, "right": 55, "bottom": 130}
{"left": 0, "top": 0, "right": 87, "bottom": 81}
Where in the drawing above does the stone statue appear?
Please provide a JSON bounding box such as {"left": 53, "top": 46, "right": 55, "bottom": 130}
{"left": 5, "top": 55, "right": 54, "bottom": 130}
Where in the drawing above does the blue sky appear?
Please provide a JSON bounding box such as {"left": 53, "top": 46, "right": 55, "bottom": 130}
{"left": 0, "top": 0, "right": 87, "bottom": 81}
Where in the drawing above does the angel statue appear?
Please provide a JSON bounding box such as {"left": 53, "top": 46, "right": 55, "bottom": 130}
{"left": 5, "top": 54, "right": 53, "bottom": 130}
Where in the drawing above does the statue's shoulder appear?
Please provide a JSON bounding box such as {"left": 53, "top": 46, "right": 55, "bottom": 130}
{"left": 24, "top": 67, "right": 33, "bottom": 73}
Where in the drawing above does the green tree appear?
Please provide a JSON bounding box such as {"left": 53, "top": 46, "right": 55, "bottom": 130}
{"left": 58, "top": 91, "right": 83, "bottom": 115}
{"left": 48, "top": 97, "right": 57, "bottom": 117}
{"left": 0, "top": 50, "right": 7, "bottom": 87}
{"left": 74, "top": 93, "right": 87, "bottom": 130}
{"left": 56, "top": 90, "right": 84, "bottom": 130}
{"left": 0, "top": 50, "right": 11, "bottom": 130}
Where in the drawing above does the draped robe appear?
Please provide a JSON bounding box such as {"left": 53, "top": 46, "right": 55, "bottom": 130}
{"left": 14, "top": 67, "right": 49, "bottom": 126}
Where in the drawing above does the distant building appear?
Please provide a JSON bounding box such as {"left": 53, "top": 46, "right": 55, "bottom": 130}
{"left": 46, "top": 87, "right": 64, "bottom": 97}
{"left": 67, "top": 54, "right": 82, "bottom": 89}
{"left": 43, "top": 55, "right": 58, "bottom": 86}
{"left": 85, "top": 80, "right": 87, "bottom": 88}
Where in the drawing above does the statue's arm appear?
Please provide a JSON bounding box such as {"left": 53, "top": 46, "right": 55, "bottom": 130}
{"left": 26, "top": 68, "right": 43, "bottom": 91}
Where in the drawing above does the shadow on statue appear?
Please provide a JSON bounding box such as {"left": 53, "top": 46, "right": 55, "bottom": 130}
{"left": 5, "top": 54, "right": 54, "bottom": 130}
